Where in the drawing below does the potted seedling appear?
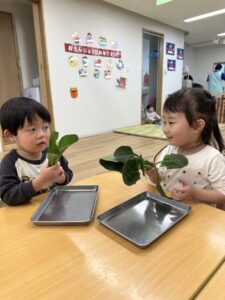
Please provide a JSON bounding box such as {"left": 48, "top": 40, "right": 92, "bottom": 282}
{"left": 99, "top": 146, "right": 188, "bottom": 197}
{"left": 48, "top": 131, "right": 79, "bottom": 166}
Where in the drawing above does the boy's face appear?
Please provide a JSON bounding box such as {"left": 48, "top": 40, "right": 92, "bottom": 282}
{"left": 9, "top": 116, "right": 50, "bottom": 160}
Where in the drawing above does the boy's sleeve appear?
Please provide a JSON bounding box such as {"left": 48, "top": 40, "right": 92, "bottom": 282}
{"left": 58, "top": 155, "right": 73, "bottom": 185}
{"left": 0, "top": 154, "right": 37, "bottom": 206}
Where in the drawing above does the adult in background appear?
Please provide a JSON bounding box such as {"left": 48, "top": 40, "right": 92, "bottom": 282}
{"left": 207, "top": 63, "right": 225, "bottom": 94}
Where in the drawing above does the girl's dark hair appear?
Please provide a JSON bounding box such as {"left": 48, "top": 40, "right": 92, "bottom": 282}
{"left": 163, "top": 88, "right": 225, "bottom": 153}
{"left": 0, "top": 97, "right": 51, "bottom": 136}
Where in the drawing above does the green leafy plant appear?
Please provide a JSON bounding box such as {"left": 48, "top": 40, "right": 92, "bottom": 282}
{"left": 48, "top": 131, "right": 79, "bottom": 166}
{"left": 99, "top": 146, "right": 188, "bottom": 197}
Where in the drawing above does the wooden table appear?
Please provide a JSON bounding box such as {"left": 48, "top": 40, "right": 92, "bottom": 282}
{"left": 1, "top": 172, "right": 225, "bottom": 300}
{"left": 195, "top": 263, "right": 225, "bottom": 299}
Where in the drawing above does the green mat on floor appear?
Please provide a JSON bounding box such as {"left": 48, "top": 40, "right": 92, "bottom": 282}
{"left": 114, "top": 123, "right": 225, "bottom": 140}
{"left": 114, "top": 124, "right": 166, "bottom": 140}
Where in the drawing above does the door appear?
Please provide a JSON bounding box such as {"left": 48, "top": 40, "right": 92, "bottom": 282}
{"left": 142, "top": 31, "right": 163, "bottom": 124}
{"left": 0, "top": 11, "right": 22, "bottom": 104}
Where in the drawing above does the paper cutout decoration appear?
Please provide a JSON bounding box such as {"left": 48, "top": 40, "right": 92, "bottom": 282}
{"left": 94, "top": 58, "right": 102, "bottom": 68}
{"left": 167, "top": 59, "right": 176, "bottom": 71}
{"left": 72, "top": 32, "right": 82, "bottom": 45}
{"left": 104, "top": 69, "right": 112, "bottom": 79}
{"left": 86, "top": 32, "right": 94, "bottom": 45}
{"left": 79, "top": 67, "right": 88, "bottom": 77}
{"left": 116, "top": 59, "right": 124, "bottom": 70}
{"left": 98, "top": 36, "right": 107, "bottom": 47}
{"left": 166, "top": 42, "right": 175, "bottom": 55}
{"left": 68, "top": 56, "right": 79, "bottom": 67}
{"left": 70, "top": 87, "right": 78, "bottom": 99}
{"left": 177, "top": 48, "right": 184, "bottom": 60}
{"left": 93, "top": 69, "right": 100, "bottom": 78}
{"left": 111, "top": 41, "right": 118, "bottom": 49}
{"left": 116, "top": 77, "right": 127, "bottom": 88}
{"left": 82, "top": 56, "right": 89, "bottom": 67}
{"left": 106, "top": 59, "right": 113, "bottom": 70}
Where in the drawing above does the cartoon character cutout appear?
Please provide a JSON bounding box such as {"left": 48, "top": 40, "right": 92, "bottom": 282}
{"left": 116, "top": 77, "right": 127, "bottom": 88}
{"left": 106, "top": 59, "right": 113, "bottom": 70}
{"left": 72, "top": 32, "right": 82, "bottom": 45}
{"left": 70, "top": 87, "right": 78, "bottom": 99}
{"left": 111, "top": 41, "right": 118, "bottom": 50}
{"left": 104, "top": 69, "right": 112, "bottom": 80}
{"left": 93, "top": 69, "right": 100, "bottom": 78}
{"left": 116, "top": 59, "right": 124, "bottom": 70}
{"left": 98, "top": 36, "right": 107, "bottom": 47}
{"left": 94, "top": 59, "right": 102, "bottom": 68}
{"left": 68, "top": 56, "right": 79, "bottom": 67}
{"left": 82, "top": 56, "right": 89, "bottom": 67}
{"left": 86, "top": 32, "right": 94, "bottom": 44}
{"left": 79, "top": 68, "right": 88, "bottom": 77}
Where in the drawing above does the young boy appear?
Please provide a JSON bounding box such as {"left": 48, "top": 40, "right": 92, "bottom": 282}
{"left": 0, "top": 97, "right": 73, "bottom": 206}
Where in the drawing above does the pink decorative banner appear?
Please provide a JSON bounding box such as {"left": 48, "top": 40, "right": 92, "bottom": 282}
{"left": 64, "top": 43, "right": 121, "bottom": 58}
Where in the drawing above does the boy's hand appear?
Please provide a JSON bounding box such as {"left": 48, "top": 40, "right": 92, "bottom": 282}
{"left": 170, "top": 179, "right": 193, "bottom": 200}
{"left": 32, "top": 163, "right": 66, "bottom": 192}
{"left": 145, "top": 168, "right": 158, "bottom": 184}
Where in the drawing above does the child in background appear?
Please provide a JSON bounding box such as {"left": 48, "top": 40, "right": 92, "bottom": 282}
{"left": 147, "top": 88, "right": 225, "bottom": 210}
{"left": 0, "top": 97, "right": 73, "bottom": 206}
{"left": 145, "top": 105, "right": 161, "bottom": 124}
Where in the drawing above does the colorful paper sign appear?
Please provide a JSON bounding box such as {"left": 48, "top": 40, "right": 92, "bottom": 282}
{"left": 167, "top": 59, "right": 176, "bottom": 71}
{"left": 65, "top": 43, "right": 121, "bottom": 58}
{"left": 177, "top": 48, "right": 184, "bottom": 60}
{"left": 166, "top": 42, "right": 175, "bottom": 55}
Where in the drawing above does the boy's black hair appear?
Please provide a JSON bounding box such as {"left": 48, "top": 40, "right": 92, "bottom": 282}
{"left": 0, "top": 97, "right": 51, "bottom": 136}
{"left": 163, "top": 88, "right": 225, "bottom": 153}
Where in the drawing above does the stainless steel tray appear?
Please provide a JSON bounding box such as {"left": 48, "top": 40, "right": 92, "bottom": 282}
{"left": 97, "top": 191, "right": 191, "bottom": 248}
{"left": 31, "top": 185, "right": 98, "bottom": 225}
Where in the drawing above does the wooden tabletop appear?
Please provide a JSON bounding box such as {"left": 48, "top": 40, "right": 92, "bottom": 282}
{"left": 1, "top": 172, "right": 225, "bottom": 300}
{"left": 196, "top": 262, "right": 225, "bottom": 300}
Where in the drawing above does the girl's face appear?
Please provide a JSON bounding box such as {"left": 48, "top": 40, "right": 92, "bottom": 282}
{"left": 11, "top": 116, "right": 50, "bottom": 160}
{"left": 162, "top": 111, "right": 201, "bottom": 149}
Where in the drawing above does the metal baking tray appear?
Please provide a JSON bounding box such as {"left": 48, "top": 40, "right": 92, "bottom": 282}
{"left": 97, "top": 191, "right": 191, "bottom": 248}
{"left": 31, "top": 185, "right": 98, "bottom": 225}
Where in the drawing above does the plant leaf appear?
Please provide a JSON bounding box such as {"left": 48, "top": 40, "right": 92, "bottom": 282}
{"left": 58, "top": 134, "right": 79, "bottom": 156}
{"left": 114, "top": 146, "right": 137, "bottom": 163}
{"left": 99, "top": 157, "right": 124, "bottom": 172}
{"left": 122, "top": 158, "right": 140, "bottom": 185}
{"left": 48, "top": 153, "right": 59, "bottom": 166}
{"left": 161, "top": 153, "right": 188, "bottom": 169}
{"left": 48, "top": 131, "right": 59, "bottom": 155}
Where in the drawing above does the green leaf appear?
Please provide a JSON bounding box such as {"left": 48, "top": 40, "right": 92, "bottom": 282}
{"left": 99, "top": 157, "right": 124, "bottom": 173}
{"left": 58, "top": 134, "right": 79, "bottom": 156}
{"left": 48, "top": 153, "right": 59, "bottom": 166}
{"left": 48, "top": 131, "right": 59, "bottom": 155}
{"left": 161, "top": 153, "right": 188, "bottom": 169}
{"left": 114, "top": 146, "right": 137, "bottom": 163}
{"left": 122, "top": 158, "right": 140, "bottom": 185}
{"left": 47, "top": 131, "right": 79, "bottom": 166}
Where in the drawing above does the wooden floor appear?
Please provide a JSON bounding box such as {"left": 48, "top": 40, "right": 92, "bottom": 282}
{"left": 2, "top": 127, "right": 225, "bottom": 183}
{"left": 64, "top": 132, "right": 167, "bottom": 182}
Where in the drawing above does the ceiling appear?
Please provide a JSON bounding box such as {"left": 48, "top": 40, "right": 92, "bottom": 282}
{"left": 103, "top": 0, "right": 225, "bottom": 47}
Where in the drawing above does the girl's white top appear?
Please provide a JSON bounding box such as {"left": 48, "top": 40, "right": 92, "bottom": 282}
{"left": 156, "top": 145, "right": 225, "bottom": 196}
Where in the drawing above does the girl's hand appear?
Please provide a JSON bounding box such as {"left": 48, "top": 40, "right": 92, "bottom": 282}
{"left": 145, "top": 168, "right": 158, "bottom": 184}
{"left": 170, "top": 179, "right": 194, "bottom": 201}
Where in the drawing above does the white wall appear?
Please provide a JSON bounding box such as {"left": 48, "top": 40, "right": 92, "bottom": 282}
{"left": 42, "top": 0, "right": 184, "bottom": 137}
{"left": 184, "top": 44, "right": 225, "bottom": 89}
{"left": 0, "top": 1, "right": 38, "bottom": 89}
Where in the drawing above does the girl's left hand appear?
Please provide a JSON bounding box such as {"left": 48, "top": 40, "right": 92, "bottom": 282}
{"left": 170, "top": 179, "right": 193, "bottom": 200}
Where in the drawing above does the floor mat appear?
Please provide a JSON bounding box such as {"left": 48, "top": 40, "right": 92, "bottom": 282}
{"left": 114, "top": 124, "right": 166, "bottom": 140}
{"left": 114, "top": 123, "right": 225, "bottom": 140}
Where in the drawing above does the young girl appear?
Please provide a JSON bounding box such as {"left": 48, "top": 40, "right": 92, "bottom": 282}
{"left": 148, "top": 88, "right": 225, "bottom": 210}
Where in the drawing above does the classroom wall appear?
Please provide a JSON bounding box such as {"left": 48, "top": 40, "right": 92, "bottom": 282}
{"left": 0, "top": 1, "right": 38, "bottom": 89}
{"left": 42, "top": 0, "right": 184, "bottom": 137}
{"left": 184, "top": 44, "right": 225, "bottom": 90}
